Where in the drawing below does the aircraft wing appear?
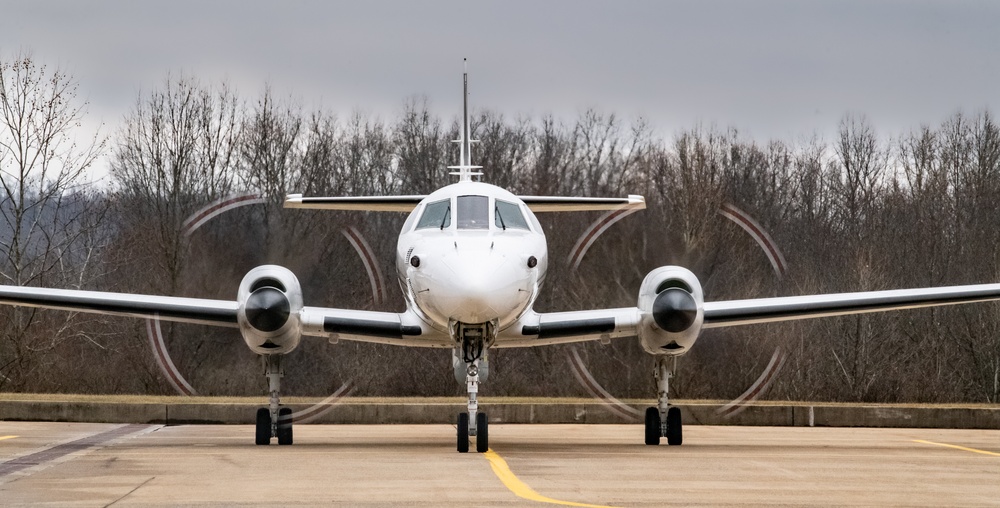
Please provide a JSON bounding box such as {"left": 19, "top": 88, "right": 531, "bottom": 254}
{"left": 500, "top": 308, "right": 640, "bottom": 347}
{"left": 0, "top": 285, "right": 448, "bottom": 345}
{"left": 299, "top": 307, "right": 450, "bottom": 347}
{"left": 504, "top": 282, "right": 1000, "bottom": 346}
{"left": 701, "top": 283, "right": 1000, "bottom": 328}
{"left": 0, "top": 285, "right": 239, "bottom": 327}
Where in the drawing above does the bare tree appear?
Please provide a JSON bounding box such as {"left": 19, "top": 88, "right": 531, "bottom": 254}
{"left": 469, "top": 111, "right": 533, "bottom": 192}
{"left": 834, "top": 114, "right": 889, "bottom": 232}
{"left": 393, "top": 97, "right": 447, "bottom": 194}
{"left": 107, "top": 73, "right": 244, "bottom": 394}
{"left": 110, "top": 72, "right": 241, "bottom": 296}
{"left": 238, "top": 86, "right": 302, "bottom": 204}
{"left": 0, "top": 52, "right": 106, "bottom": 390}
{"left": 110, "top": 75, "right": 242, "bottom": 289}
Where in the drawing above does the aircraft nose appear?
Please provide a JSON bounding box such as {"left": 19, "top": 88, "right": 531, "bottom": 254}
{"left": 448, "top": 255, "right": 513, "bottom": 322}
{"left": 417, "top": 245, "right": 532, "bottom": 324}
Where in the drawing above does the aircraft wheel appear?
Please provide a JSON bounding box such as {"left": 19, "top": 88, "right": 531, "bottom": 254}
{"left": 666, "top": 406, "right": 682, "bottom": 446}
{"left": 644, "top": 407, "right": 661, "bottom": 445}
{"left": 277, "top": 406, "right": 293, "bottom": 445}
{"left": 255, "top": 408, "right": 271, "bottom": 445}
{"left": 475, "top": 412, "right": 489, "bottom": 453}
{"left": 457, "top": 413, "right": 469, "bottom": 453}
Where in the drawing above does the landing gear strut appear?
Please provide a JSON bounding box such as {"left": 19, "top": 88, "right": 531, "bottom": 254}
{"left": 255, "top": 354, "right": 293, "bottom": 445}
{"left": 455, "top": 323, "right": 490, "bottom": 453}
{"left": 645, "top": 356, "right": 682, "bottom": 446}
{"left": 457, "top": 362, "right": 489, "bottom": 453}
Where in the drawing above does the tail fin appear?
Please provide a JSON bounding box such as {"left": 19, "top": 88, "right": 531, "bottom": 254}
{"left": 448, "top": 58, "right": 483, "bottom": 181}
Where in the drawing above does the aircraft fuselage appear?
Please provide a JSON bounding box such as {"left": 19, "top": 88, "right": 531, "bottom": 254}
{"left": 395, "top": 181, "right": 548, "bottom": 336}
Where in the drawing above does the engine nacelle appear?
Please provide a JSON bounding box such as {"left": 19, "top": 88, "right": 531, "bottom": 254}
{"left": 637, "top": 266, "right": 705, "bottom": 356}
{"left": 237, "top": 265, "right": 304, "bottom": 355}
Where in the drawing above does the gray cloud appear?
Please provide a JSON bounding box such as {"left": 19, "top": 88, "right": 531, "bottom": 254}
{"left": 3, "top": 0, "right": 998, "bottom": 144}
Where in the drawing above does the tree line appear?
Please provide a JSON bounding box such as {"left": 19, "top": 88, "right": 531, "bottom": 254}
{"left": 2, "top": 54, "right": 999, "bottom": 404}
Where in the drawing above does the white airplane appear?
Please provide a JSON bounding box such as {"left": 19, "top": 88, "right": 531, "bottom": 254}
{"left": 3, "top": 66, "right": 1000, "bottom": 453}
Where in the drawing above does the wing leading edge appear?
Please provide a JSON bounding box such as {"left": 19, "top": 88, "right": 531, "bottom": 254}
{"left": 702, "top": 283, "right": 1000, "bottom": 328}
{"left": 0, "top": 285, "right": 239, "bottom": 327}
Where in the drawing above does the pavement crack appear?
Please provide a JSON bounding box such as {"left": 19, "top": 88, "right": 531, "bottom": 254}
{"left": 104, "top": 476, "right": 155, "bottom": 507}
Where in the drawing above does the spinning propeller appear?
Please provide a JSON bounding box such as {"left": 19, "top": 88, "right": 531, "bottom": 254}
{"left": 145, "top": 193, "right": 365, "bottom": 418}
{"left": 565, "top": 201, "right": 787, "bottom": 421}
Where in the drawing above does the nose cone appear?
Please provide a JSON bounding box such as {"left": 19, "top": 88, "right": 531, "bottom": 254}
{"left": 412, "top": 243, "right": 533, "bottom": 326}
{"left": 445, "top": 257, "right": 516, "bottom": 323}
{"left": 244, "top": 287, "right": 291, "bottom": 332}
{"left": 652, "top": 288, "right": 697, "bottom": 333}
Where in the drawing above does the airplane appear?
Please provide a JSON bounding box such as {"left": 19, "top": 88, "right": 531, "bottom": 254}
{"left": 3, "top": 63, "right": 1000, "bottom": 453}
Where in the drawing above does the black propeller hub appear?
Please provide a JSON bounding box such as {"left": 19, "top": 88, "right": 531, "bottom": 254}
{"left": 652, "top": 287, "right": 697, "bottom": 333}
{"left": 245, "top": 287, "right": 291, "bottom": 332}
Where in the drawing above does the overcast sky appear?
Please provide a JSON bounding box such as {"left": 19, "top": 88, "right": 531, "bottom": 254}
{"left": 3, "top": 0, "right": 999, "bottom": 155}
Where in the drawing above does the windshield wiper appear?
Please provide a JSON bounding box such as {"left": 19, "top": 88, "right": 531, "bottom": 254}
{"left": 440, "top": 206, "right": 451, "bottom": 230}
{"left": 495, "top": 206, "right": 506, "bottom": 230}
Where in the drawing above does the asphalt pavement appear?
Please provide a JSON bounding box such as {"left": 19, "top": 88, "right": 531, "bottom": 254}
{"left": 1, "top": 422, "right": 998, "bottom": 506}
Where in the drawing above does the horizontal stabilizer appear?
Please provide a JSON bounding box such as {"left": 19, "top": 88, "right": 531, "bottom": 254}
{"left": 520, "top": 195, "right": 646, "bottom": 212}
{"left": 285, "top": 193, "right": 646, "bottom": 213}
{"left": 284, "top": 194, "right": 424, "bottom": 212}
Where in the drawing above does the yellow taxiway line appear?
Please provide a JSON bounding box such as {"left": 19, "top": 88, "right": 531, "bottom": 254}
{"left": 913, "top": 439, "right": 1000, "bottom": 457}
{"left": 0, "top": 436, "right": 17, "bottom": 442}
{"left": 483, "top": 448, "right": 616, "bottom": 508}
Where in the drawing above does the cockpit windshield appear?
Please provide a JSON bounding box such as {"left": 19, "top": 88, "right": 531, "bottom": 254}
{"left": 457, "top": 195, "right": 489, "bottom": 230}
{"left": 416, "top": 195, "right": 530, "bottom": 231}
{"left": 416, "top": 199, "right": 451, "bottom": 229}
{"left": 494, "top": 200, "right": 530, "bottom": 230}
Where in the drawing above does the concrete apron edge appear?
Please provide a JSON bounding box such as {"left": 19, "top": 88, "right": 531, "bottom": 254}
{"left": 0, "top": 400, "right": 997, "bottom": 428}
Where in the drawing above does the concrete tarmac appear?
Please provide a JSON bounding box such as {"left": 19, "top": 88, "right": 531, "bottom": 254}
{"left": 0, "top": 422, "right": 998, "bottom": 507}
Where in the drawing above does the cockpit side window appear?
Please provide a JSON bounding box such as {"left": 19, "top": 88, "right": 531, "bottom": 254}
{"left": 401, "top": 208, "right": 418, "bottom": 232}
{"left": 416, "top": 199, "right": 451, "bottom": 229}
{"left": 494, "top": 200, "right": 530, "bottom": 230}
{"left": 457, "top": 195, "right": 489, "bottom": 230}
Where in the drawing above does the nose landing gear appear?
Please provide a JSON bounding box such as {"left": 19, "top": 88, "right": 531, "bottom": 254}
{"left": 645, "top": 356, "right": 682, "bottom": 446}
{"left": 454, "top": 322, "right": 492, "bottom": 453}
{"left": 457, "top": 363, "right": 489, "bottom": 453}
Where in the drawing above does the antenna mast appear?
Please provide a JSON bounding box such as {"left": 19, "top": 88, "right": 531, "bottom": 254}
{"left": 448, "top": 58, "right": 482, "bottom": 181}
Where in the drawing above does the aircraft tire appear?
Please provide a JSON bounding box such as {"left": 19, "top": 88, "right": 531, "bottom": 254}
{"left": 476, "top": 412, "right": 489, "bottom": 453}
{"left": 457, "top": 413, "right": 470, "bottom": 453}
{"left": 644, "top": 407, "right": 661, "bottom": 445}
{"left": 255, "top": 408, "right": 271, "bottom": 445}
{"left": 277, "top": 407, "right": 293, "bottom": 445}
{"left": 666, "top": 406, "right": 682, "bottom": 446}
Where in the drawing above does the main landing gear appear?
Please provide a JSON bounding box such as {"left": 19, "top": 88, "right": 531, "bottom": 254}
{"left": 645, "top": 356, "right": 682, "bottom": 446}
{"left": 256, "top": 354, "right": 293, "bottom": 445}
{"left": 456, "top": 324, "right": 490, "bottom": 453}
